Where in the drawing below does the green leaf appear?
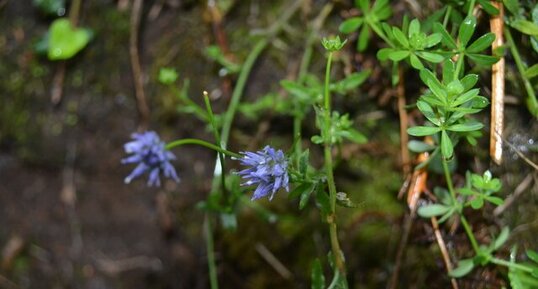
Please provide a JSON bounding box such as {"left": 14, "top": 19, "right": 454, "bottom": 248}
{"left": 339, "top": 17, "right": 363, "bottom": 33}
{"left": 460, "top": 74, "right": 479, "bottom": 90}
{"left": 470, "top": 196, "right": 484, "bottom": 209}
{"left": 416, "top": 51, "right": 445, "bottom": 63}
{"left": 441, "top": 130, "right": 453, "bottom": 158}
{"left": 392, "top": 27, "right": 409, "bottom": 47}
{"left": 331, "top": 71, "right": 371, "bottom": 93}
{"left": 466, "top": 33, "right": 496, "bottom": 53}
{"left": 448, "top": 121, "right": 483, "bottom": 132}
{"left": 417, "top": 100, "right": 440, "bottom": 125}
{"left": 409, "top": 53, "right": 424, "bottom": 69}
{"left": 357, "top": 0, "right": 369, "bottom": 12}
{"left": 158, "top": 67, "right": 179, "bottom": 85}
{"left": 417, "top": 204, "right": 451, "bottom": 217}
{"left": 527, "top": 250, "right": 538, "bottom": 263}
{"left": 425, "top": 33, "right": 442, "bottom": 48}
{"left": 459, "top": 16, "right": 477, "bottom": 47}
{"left": 299, "top": 184, "right": 315, "bottom": 209}
{"left": 344, "top": 129, "right": 368, "bottom": 144}
{"left": 524, "top": 64, "right": 538, "bottom": 78}
{"left": 452, "top": 88, "right": 480, "bottom": 106}
{"left": 510, "top": 19, "right": 538, "bottom": 35}
{"left": 388, "top": 50, "right": 410, "bottom": 61}
{"left": 377, "top": 48, "right": 394, "bottom": 61}
{"left": 493, "top": 227, "right": 510, "bottom": 250}
{"left": 407, "top": 126, "right": 441, "bottom": 136}
{"left": 48, "top": 18, "right": 91, "bottom": 60}
{"left": 289, "top": 182, "right": 314, "bottom": 199}
{"left": 484, "top": 195, "right": 504, "bottom": 206}
{"left": 449, "top": 259, "right": 475, "bottom": 278}
{"left": 503, "top": 0, "right": 520, "bottom": 15}
{"left": 467, "top": 54, "right": 499, "bottom": 66}
{"left": 315, "top": 187, "right": 331, "bottom": 215}
{"left": 478, "top": 0, "right": 499, "bottom": 15}
{"left": 220, "top": 213, "right": 237, "bottom": 230}
{"left": 442, "top": 59, "right": 455, "bottom": 83}
{"left": 408, "top": 140, "right": 436, "bottom": 152}
{"left": 311, "top": 259, "right": 325, "bottom": 289}
{"left": 358, "top": 24, "right": 370, "bottom": 51}
{"left": 433, "top": 23, "right": 457, "bottom": 49}
{"left": 408, "top": 19, "right": 421, "bottom": 37}
{"left": 374, "top": 1, "right": 392, "bottom": 20}
{"left": 281, "top": 80, "right": 311, "bottom": 100}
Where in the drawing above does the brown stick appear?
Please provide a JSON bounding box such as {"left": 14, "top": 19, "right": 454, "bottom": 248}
{"left": 130, "top": 0, "right": 150, "bottom": 129}
{"left": 431, "top": 217, "right": 459, "bottom": 289}
{"left": 397, "top": 66, "right": 411, "bottom": 175}
{"left": 490, "top": 2, "right": 504, "bottom": 164}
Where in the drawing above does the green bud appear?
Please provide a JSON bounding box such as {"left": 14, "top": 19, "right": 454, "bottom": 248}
{"left": 321, "top": 36, "right": 347, "bottom": 52}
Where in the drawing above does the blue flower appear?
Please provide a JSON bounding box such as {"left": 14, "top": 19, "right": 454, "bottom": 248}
{"left": 234, "top": 146, "right": 289, "bottom": 200}
{"left": 122, "top": 131, "right": 180, "bottom": 186}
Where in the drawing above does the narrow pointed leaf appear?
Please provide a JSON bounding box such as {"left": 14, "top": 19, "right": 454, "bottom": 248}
{"left": 339, "top": 17, "right": 363, "bottom": 33}
{"left": 393, "top": 27, "right": 409, "bottom": 47}
{"left": 311, "top": 259, "right": 325, "bottom": 289}
{"left": 358, "top": 24, "right": 370, "bottom": 51}
{"left": 388, "top": 50, "right": 410, "bottom": 61}
{"left": 409, "top": 53, "right": 424, "bottom": 69}
{"left": 493, "top": 227, "right": 510, "bottom": 250}
{"left": 452, "top": 88, "right": 480, "bottom": 106}
{"left": 510, "top": 19, "right": 538, "bottom": 35}
{"left": 434, "top": 23, "right": 457, "bottom": 49}
{"left": 459, "top": 16, "right": 477, "bottom": 47}
{"left": 441, "top": 130, "right": 453, "bottom": 158}
{"left": 377, "top": 48, "right": 394, "bottom": 61}
{"left": 417, "top": 204, "right": 451, "bottom": 217}
{"left": 425, "top": 33, "right": 442, "bottom": 47}
{"left": 443, "top": 59, "right": 455, "bottom": 83}
{"left": 408, "top": 126, "right": 441, "bottom": 136}
{"left": 467, "top": 54, "right": 499, "bottom": 66}
{"left": 460, "top": 74, "right": 479, "bottom": 90}
{"left": 417, "top": 51, "right": 445, "bottom": 63}
{"left": 408, "top": 19, "right": 421, "bottom": 37}
{"left": 449, "top": 259, "right": 475, "bottom": 278}
{"left": 467, "top": 33, "right": 496, "bottom": 53}
{"left": 448, "top": 121, "right": 483, "bottom": 132}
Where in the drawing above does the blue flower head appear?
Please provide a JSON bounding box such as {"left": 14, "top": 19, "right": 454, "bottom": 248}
{"left": 235, "top": 146, "right": 289, "bottom": 200}
{"left": 122, "top": 131, "right": 180, "bottom": 186}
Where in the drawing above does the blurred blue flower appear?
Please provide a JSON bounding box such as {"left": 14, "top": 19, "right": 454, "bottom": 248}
{"left": 235, "top": 146, "right": 289, "bottom": 200}
{"left": 122, "top": 131, "right": 179, "bottom": 186}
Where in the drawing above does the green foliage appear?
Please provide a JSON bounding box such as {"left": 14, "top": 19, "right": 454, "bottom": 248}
{"left": 339, "top": 0, "right": 392, "bottom": 51}
{"left": 158, "top": 67, "right": 179, "bottom": 85}
{"left": 33, "top": 0, "right": 65, "bottom": 15}
{"left": 311, "top": 259, "right": 325, "bottom": 289}
{"left": 47, "top": 18, "right": 92, "bottom": 60}
{"left": 204, "top": 45, "right": 241, "bottom": 75}
{"left": 321, "top": 36, "right": 347, "bottom": 52}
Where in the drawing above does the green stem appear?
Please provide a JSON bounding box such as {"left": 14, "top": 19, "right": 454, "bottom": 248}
{"left": 204, "top": 216, "right": 219, "bottom": 289}
{"left": 454, "top": 53, "right": 465, "bottom": 78}
{"left": 467, "top": 0, "right": 476, "bottom": 16}
{"left": 441, "top": 158, "right": 480, "bottom": 253}
{"left": 203, "top": 92, "right": 228, "bottom": 197}
{"left": 504, "top": 27, "right": 538, "bottom": 117}
{"left": 323, "top": 52, "right": 346, "bottom": 275}
{"left": 166, "top": 138, "right": 240, "bottom": 158}
{"left": 491, "top": 257, "right": 534, "bottom": 273}
{"left": 460, "top": 215, "right": 480, "bottom": 253}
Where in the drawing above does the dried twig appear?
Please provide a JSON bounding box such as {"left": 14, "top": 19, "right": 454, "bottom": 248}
{"left": 130, "top": 0, "right": 150, "bottom": 128}
{"left": 255, "top": 243, "right": 292, "bottom": 279}
{"left": 431, "top": 217, "right": 459, "bottom": 289}
{"left": 397, "top": 66, "right": 411, "bottom": 175}
{"left": 493, "top": 173, "right": 534, "bottom": 216}
{"left": 490, "top": 2, "right": 505, "bottom": 164}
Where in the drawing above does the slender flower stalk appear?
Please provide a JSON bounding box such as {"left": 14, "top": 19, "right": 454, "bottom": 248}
{"left": 321, "top": 46, "right": 346, "bottom": 275}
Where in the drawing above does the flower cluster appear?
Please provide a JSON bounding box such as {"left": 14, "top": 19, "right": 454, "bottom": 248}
{"left": 122, "top": 131, "right": 179, "bottom": 186}
{"left": 235, "top": 146, "right": 289, "bottom": 200}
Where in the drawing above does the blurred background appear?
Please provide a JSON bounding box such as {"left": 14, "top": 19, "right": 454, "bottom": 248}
{"left": 0, "top": 0, "right": 537, "bottom": 288}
